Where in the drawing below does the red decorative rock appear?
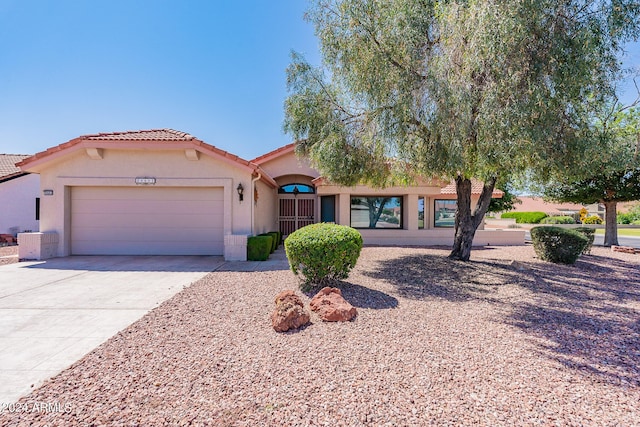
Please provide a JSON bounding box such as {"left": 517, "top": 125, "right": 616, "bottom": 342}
{"left": 271, "top": 290, "right": 310, "bottom": 332}
{"left": 612, "top": 245, "right": 640, "bottom": 254}
{"left": 310, "top": 287, "right": 357, "bottom": 322}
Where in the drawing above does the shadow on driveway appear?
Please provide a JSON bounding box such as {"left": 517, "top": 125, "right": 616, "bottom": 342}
{"left": 19, "top": 255, "right": 224, "bottom": 273}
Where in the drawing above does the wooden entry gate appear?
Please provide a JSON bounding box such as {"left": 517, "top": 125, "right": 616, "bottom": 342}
{"left": 279, "top": 197, "right": 315, "bottom": 237}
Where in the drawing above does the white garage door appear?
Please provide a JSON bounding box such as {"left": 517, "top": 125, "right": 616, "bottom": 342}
{"left": 71, "top": 186, "right": 224, "bottom": 255}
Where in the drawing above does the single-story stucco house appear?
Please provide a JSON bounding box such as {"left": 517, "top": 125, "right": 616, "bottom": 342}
{"left": 16, "top": 129, "right": 523, "bottom": 260}
{"left": 0, "top": 154, "right": 40, "bottom": 241}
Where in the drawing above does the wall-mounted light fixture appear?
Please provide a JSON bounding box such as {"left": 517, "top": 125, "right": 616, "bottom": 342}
{"left": 135, "top": 177, "right": 156, "bottom": 185}
{"left": 292, "top": 185, "right": 300, "bottom": 197}
{"left": 43, "top": 189, "right": 54, "bottom": 196}
{"left": 237, "top": 183, "right": 244, "bottom": 202}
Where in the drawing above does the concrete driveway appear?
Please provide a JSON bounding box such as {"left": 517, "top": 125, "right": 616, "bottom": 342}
{"left": 0, "top": 255, "right": 224, "bottom": 404}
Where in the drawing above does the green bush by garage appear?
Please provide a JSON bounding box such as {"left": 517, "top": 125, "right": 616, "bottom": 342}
{"left": 247, "top": 235, "right": 273, "bottom": 261}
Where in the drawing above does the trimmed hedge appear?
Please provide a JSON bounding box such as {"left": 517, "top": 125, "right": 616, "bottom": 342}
{"left": 269, "top": 230, "right": 282, "bottom": 246}
{"left": 267, "top": 231, "right": 280, "bottom": 250}
{"left": 259, "top": 232, "right": 279, "bottom": 253}
{"left": 540, "top": 216, "right": 575, "bottom": 224}
{"left": 501, "top": 211, "right": 548, "bottom": 224}
{"left": 530, "top": 226, "right": 589, "bottom": 264}
{"left": 247, "top": 235, "right": 272, "bottom": 261}
{"left": 284, "top": 223, "right": 363, "bottom": 291}
{"left": 574, "top": 227, "right": 595, "bottom": 255}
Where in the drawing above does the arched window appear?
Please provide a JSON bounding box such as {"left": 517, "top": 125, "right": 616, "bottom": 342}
{"left": 278, "top": 183, "right": 315, "bottom": 194}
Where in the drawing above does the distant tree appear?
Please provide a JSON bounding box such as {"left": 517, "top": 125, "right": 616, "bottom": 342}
{"left": 488, "top": 185, "right": 522, "bottom": 214}
{"left": 545, "top": 107, "right": 640, "bottom": 246}
{"left": 284, "top": 0, "right": 640, "bottom": 260}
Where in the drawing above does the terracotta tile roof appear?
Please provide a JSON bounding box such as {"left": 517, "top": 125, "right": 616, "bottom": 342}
{"left": 440, "top": 180, "right": 504, "bottom": 197}
{"left": 0, "top": 154, "right": 30, "bottom": 178}
{"left": 84, "top": 129, "right": 196, "bottom": 141}
{"left": 16, "top": 129, "right": 279, "bottom": 189}
{"left": 251, "top": 142, "right": 296, "bottom": 164}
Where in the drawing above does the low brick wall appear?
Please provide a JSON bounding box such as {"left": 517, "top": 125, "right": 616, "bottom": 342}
{"left": 612, "top": 245, "right": 640, "bottom": 254}
{"left": 17, "top": 232, "right": 59, "bottom": 260}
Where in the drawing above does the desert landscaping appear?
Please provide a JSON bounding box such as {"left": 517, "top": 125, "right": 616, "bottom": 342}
{"left": 1, "top": 244, "right": 639, "bottom": 426}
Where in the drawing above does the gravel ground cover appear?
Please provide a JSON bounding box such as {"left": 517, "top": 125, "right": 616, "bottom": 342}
{"left": 2, "top": 245, "right": 639, "bottom": 426}
{"left": 0, "top": 246, "right": 17, "bottom": 267}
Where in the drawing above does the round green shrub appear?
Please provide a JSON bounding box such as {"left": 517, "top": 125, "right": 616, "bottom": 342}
{"left": 574, "top": 227, "right": 595, "bottom": 255}
{"left": 284, "top": 223, "right": 363, "bottom": 291}
{"left": 540, "top": 216, "right": 575, "bottom": 224}
{"left": 247, "top": 235, "right": 272, "bottom": 261}
{"left": 582, "top": 215, "right": 603, "bottom": 225}
{"left": 501, "top": 212, "right": 548, "bottom": 224}
{"left": 530, "top": 226, "right": 589, "bottom": 264}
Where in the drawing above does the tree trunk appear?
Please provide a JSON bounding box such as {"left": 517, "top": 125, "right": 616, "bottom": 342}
{"left": 602, "top": 200, "right": 618, "bottom": 247}
{"left": 449, "top": 175, "right": 497, "bottom": 261}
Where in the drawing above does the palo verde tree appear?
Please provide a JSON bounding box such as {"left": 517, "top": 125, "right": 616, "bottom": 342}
{"left": 284, "top": 0, "right": 640, "bottom": 260}
{"left": 545, "top": 106, "right": 640, "bottom": 246}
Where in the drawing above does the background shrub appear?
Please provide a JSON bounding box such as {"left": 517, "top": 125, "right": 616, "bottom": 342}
{"left": 582, "top": 215, "right": 603, "bottom": 224}
{"left": 617, "top": 204, "right": 640, "bottom": 224}
{"left": 540, "top": 215, "right": 575, "bottom": 224}
{"left": 574, "top": 227, "right": 595, "bottom": 254}
{"left": 247, "top": 235, "right": 272, "bottom": 261}
{"left": 285, "top": 223, "right": 363, "bottom": 291}
{"left": 501, "top": 211, "right": 548, "bottom": 223}
{"left": 269, "top": 230, "right": 282, "bottom": 246}
{"left": 530, "top": 226, "right": 589, "bottom": 264}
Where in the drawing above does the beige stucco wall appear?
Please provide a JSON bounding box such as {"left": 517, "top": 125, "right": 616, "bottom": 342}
{"left": 257, "top": 150, "right": 319, "bottom": 181}
{"left": 253, "top": 179, "right": 278, "bottom": 234}
{"left": 0, "top": 173, "right": 40, "bottom": 234}
{"left": 32, "top": 147, "right": 255, "bottom": 256}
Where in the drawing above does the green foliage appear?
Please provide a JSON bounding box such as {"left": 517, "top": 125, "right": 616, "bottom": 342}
{"left": 284, "top": 223, "right": 363, "bottom": 291}
{"left": 257, "top": 233, "right": 276, "bottom": 253}
{"left": 618, "top": 204, "right": 640, "bottom": 224}
{"left": 545, "top": 167, "right": 640, "bottom": 206}
{"left": 270, "top": 231, "right": 282, "bottom": 246}
{"left": 283, "top": 0, "right": 638, "bottom": 260}
{"left": 540, "top": 216, "right": 576, "bottom": 224}
{"left": 531, "top": 227, "right": 589, "bottom": 264}
{"left": 247, "top": 236, "right": 272, "bottom": 261}
{"left": 583, "top": 215, "right": 603, "bottom": 225}
{"left": 501, "top": 212, "right": 548, "bottom": 224}
{"left": 574, "top": 227, "right": 596, "bottom": 255}
{"left": 488, "top": 185, "right": 522, "bottom": 213}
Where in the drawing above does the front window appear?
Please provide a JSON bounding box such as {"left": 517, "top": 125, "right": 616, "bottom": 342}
{"left": 418, "top": 197, "right": 425, "bottom": 229}
{"left": 351, "top": 197, "right": 402, "bottom": 229}
{"left": 434, "top": 199, "right": 457, "bottom": 227}
{"left": 278, "top": 183, "right": 315, "bottom": 194}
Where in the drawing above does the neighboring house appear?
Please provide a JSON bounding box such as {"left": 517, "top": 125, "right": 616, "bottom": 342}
{"left": 17, "top": 129, "right": 523, "bottom": 260}
{"left": 0, "top": 154, "right": 40, "bottom": 238}
{"left": 508, "top": 196, "right": 604, "bottom": 219}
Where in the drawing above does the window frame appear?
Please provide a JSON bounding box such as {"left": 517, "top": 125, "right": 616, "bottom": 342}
{"left": 350, "top": 196, "right": 403, "bottom": 229}
{"left": 434, "top": 199, "right": 457, "bottom": 228}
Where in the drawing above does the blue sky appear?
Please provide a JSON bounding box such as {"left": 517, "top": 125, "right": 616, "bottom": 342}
{"left": 0, "top": 1, "right": 638, "bottom": 160}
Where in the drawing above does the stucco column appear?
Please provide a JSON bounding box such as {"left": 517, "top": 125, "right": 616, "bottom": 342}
{"left": 338, "top": 193, "right": 351, "bottom": 226}
{"left": 406, "top": 195, "right": 418, "bottom": 231}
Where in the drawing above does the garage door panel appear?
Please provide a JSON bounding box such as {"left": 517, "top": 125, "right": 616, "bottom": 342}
{"left": 72, "top": 200, "right": 223, "bottom": 215}
{"left": 72, "top": 226, "right": 223, "bottom": 242}
{"left": 72, "top": 187, "right": 224, "bottom": 202}
{"left": 71, "top": 187, "right": 225, "bottom": 255}
{"left": 71, "top": 213, "right": 224, "bottom": 228}
{"left": 71, "top": 240, "right": 223, "bottom": 256}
